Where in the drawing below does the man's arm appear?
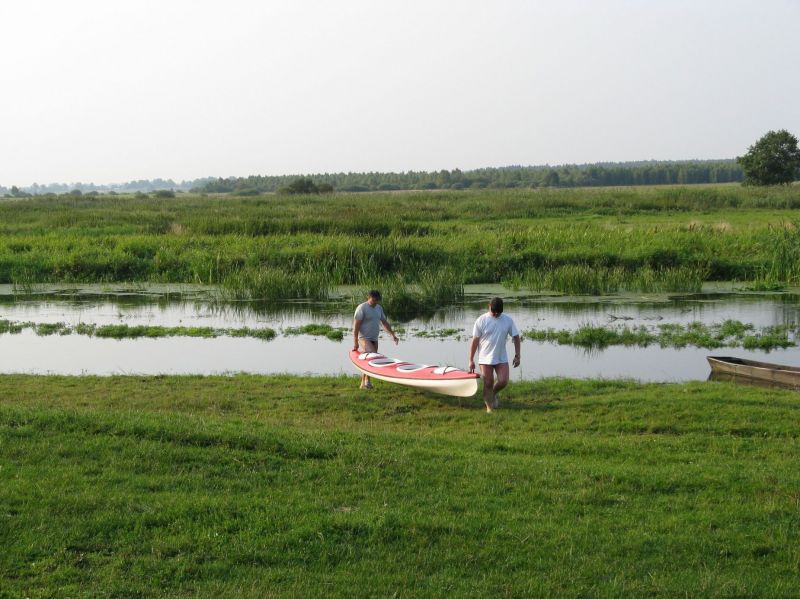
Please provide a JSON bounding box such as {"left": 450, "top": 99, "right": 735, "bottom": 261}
{"left": 468, "top": 336, "right": 479, "bottom": 373}
{"left": 381, "top": 318, "right": 399, "bottom": 345}
{"left": 512, "top": 335, "right": 521, "bottom": 368}
{"left": 353, "top": 319, "right": 362, "bottom": 351}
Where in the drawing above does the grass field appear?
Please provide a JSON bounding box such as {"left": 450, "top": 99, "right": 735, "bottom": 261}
{"left": 1, "top": 375, "right": 799, "bottom": 597}
{"left": 2, "top": 186, "right": 800, "bottom": 295}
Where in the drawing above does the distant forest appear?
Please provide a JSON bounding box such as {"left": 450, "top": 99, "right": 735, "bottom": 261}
{"left": 2, "top": 159, "right": 743, "bottom": 197}
{"left": 197, "top": 160, "right": 743, "bottom": 194}
{"left": 0, "top": 178, "right": 214, "bottom": 197}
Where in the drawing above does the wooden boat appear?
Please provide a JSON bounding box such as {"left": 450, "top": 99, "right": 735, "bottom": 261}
{"left": 350, "top": 350, "right": 479, "bottom": 397}
{"left": 707, "top": 356, "right": 800, "bottom": 388}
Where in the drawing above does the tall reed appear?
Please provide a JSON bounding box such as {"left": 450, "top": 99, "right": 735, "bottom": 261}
{"left": 352, "top": 267, "right": 464, "bottom": 321}
{"left": 765, "top": 222, "right": 800, "bottom": 284}
{"left": 221, "top": 266, "right": 333, "bottom": 301}
{"left": 2, "top": 187, "right": 799, "bottom": 292}
{"left": 512, "top": 264, "right": 707, "bottom": 295}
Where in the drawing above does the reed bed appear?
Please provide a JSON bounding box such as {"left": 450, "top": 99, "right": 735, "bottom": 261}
{"left": 0, "top": 320, "right": 277, "bottom": 340}
{"left": 525, "top": 320, "right": 795, "bottom": 350}
{"left": 283, "top": 324, "right": 345, "bottom": 341}
{"left": 413, "top": 327, "right": 463, "bottom": 339}
{"left": 507, "top": 264, "right": 709, "bottom": 295}
{"left": 220, "top": 266, "right": 334, "bottom": 301}
{"left": 351, "top": 268, "right": 464, "bottom": 321}
{"left": 1, "top": 187, "right": 799, "bottom": 295}
{"left": 0, "top": 319, "right": 26, "bottom": 334}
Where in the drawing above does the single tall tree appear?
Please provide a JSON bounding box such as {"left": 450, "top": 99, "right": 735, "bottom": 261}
{"left": 278, "top": 178, "right": 319, "bottom": 195}
{"left": 737, "top": 129, "right": 800, "bottom": 185}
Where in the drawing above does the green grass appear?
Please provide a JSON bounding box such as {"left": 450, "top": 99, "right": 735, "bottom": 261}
{"left": 0, "top": 319, "right": 26, "bottom": 334}
{"left": 0, "top": 375, "right": 799, "bottom": 596}
{"left": 92, "top": 324, "right": 219, "bottom": 339}
{"left": 283, "top": 323, "right": 345, "bottom": 341}
{"left": 506, "top": 264, "right": 709, "bottom": 294}
{"left": 220, "top": 266, "right": 334, "bottom": 301}
{"left": 0, "top": 320, "right": 277, "bottom": 341}
{"left": 525, "top": 320, "right": 796, "bottom": 350}
{"left": 2, "top": 187, "right": 800, "bottom": 292}
{"left": 413, "top": 327, "right": 463, "bottom": 339}
{"left": 33, "top": 322, "right": 69, "bottom": 336}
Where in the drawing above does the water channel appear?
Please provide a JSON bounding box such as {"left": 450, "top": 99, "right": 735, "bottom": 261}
{"left": 1, "top": 284, "right": 799, "bottom": 382}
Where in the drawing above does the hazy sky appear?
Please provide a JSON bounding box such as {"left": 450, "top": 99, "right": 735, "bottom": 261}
{"left": 1, "top": 0, "right": 798, "bottom": 185}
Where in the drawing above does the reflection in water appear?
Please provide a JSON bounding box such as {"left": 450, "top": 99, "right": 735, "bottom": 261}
{"left": 708, "top": 371, "right": 800, "bottom": 391}
{"left": 1, "top": 284, "right": 800, "bottom": 381}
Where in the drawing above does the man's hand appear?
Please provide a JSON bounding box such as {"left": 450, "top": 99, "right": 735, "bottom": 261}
{"left": 353, "top": 343, "right": 360, "bottom": 352}
{"left": 513, "top": 355, "right": 520, "bottom": 368}
{"left": 391, "top": 333, "right": 399, "bottom": 345}
{"left": 468, "top": 359, "right": 475, "bottom": 373}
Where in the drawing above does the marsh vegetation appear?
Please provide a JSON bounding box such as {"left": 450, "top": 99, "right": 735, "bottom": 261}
{"left": 2, "top": 186, "right": 800, "bottom": 305}
{"left": 525, "top": 320, "right": 797, "bottom": 351}
{"left": 0, "top": 319, "right": 277, "bottom": 340}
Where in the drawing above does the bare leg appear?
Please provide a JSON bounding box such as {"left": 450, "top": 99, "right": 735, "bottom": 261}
{"left": 492, "top": 362, "right": 510, "bottom": 407}
{"left": 359, "top": 338, "right": 378, "bottom": 388}
{"left": 480, "top": 364, "right": 496, "bottom": 412}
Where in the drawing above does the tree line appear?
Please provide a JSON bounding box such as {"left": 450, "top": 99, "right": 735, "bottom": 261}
{"left": 196, "top": 160, "right": 744, "bottom": 195}
{"left": 0, "top": 178, "right": 214, "bottom": 197}
{"left": 5, "top": 130, "right": 797, "bottom": 197}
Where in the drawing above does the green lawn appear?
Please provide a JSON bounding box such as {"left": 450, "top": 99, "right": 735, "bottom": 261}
{"left": 1, "top": 375, "right": 799, "bottom": 597}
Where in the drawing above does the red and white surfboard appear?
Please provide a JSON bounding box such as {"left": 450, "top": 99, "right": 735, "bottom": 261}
{"left": 350, "top": 350, "right": 479, "bottom": 397}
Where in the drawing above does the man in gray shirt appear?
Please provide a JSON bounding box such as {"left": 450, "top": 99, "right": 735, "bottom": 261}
{"left": 353, "top": 289, "right": 399, "bottom": 389}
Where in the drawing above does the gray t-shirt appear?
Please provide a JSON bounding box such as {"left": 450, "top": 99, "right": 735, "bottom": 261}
{"left": 354, "top": 302, "right": 386, "bottom": 341}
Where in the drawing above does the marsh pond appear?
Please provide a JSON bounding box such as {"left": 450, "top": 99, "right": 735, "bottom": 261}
{"left": 1, "top": 284, "right": 799, "bottom": 382}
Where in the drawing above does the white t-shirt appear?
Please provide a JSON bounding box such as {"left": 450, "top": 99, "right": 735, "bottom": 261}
{"left": 472, "top": 312, "right": 519, "bottom": 365}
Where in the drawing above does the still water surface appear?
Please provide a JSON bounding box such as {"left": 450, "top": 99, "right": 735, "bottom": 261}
{"left": 1, "top": 284, "right": 799, "bottom": 382}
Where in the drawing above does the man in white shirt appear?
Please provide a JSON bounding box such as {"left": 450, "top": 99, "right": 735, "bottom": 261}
{"left": 468, "top": 297, "right": 520, "bottom": 413}
{"left": 352, "top": 289, "right": 399, "bottom": 389}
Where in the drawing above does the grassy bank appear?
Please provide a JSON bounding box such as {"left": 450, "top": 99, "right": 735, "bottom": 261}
{"left": 2, "top": 187, "right": 800, "bottom": 294}
{"left": 1, "top": 375, "right": 799, "bottom": 596}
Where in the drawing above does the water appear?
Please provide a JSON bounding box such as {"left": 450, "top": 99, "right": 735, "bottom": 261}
{"left": 1, "top": 284, "right": 799, "bottom": 381}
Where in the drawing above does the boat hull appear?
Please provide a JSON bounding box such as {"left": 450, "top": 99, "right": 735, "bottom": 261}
{"left": 350, "top": 350, "right": 479, "bottom": 397}
{"left": 707, "top": 356, "right": 800, "bottom": 388}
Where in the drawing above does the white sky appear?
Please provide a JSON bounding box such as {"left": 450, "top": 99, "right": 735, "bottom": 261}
{"left": 1, "top": 0, "right": 798, "bottom": 185}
